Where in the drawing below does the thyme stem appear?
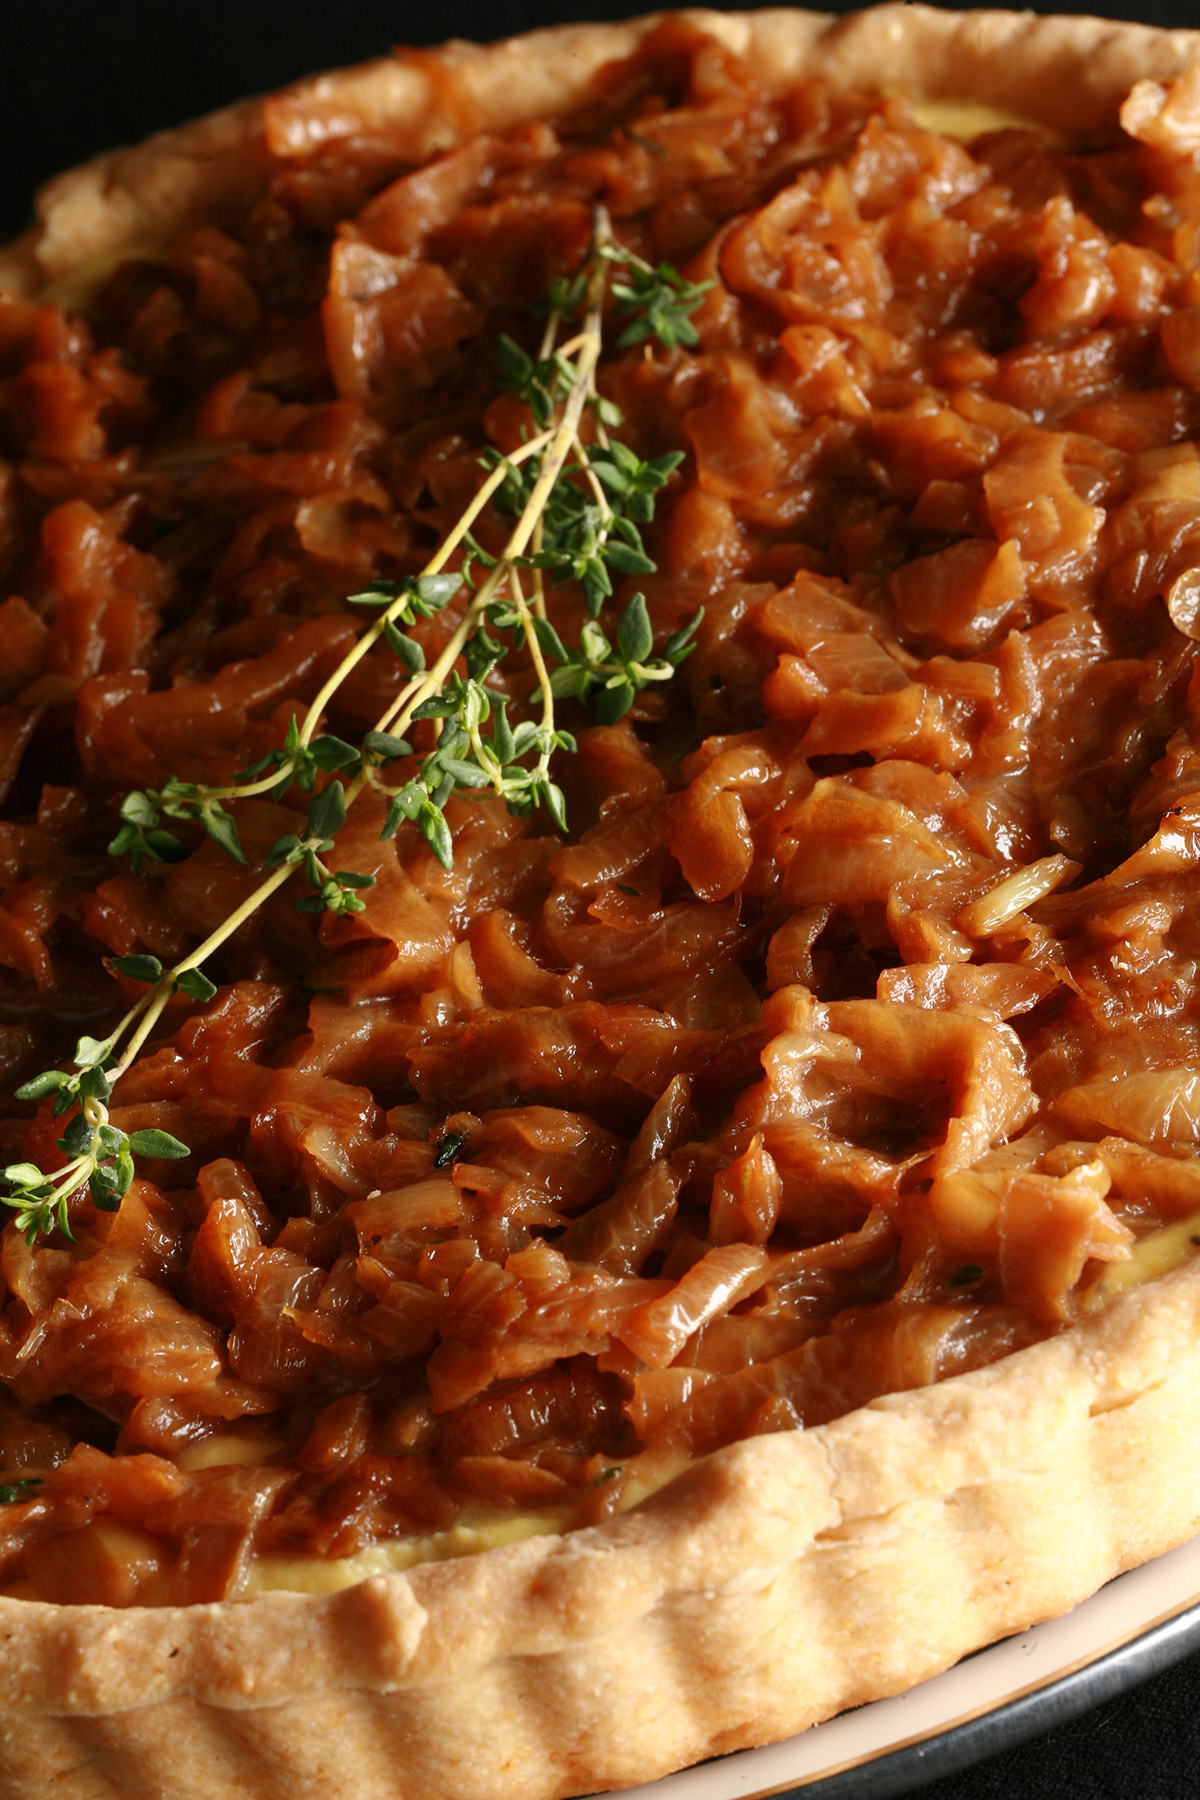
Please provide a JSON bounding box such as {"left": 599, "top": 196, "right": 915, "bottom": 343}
{"left": 115, "top": 861, "right": 298, "bottom": 1078}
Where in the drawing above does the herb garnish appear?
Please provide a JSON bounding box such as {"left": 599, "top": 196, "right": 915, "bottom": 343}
{"left": 0, "top": 1478, "right": 42, "bottom": 1504}
{"left": 433, "top": 1130, "right": 470, "bottom": 1170}
{"left": 2, "top": 213, "right": 708, "bottom": 1244}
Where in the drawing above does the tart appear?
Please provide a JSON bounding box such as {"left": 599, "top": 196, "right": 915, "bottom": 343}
{"left": 2, "top": 7, "right": 1200, "bottom": 1797}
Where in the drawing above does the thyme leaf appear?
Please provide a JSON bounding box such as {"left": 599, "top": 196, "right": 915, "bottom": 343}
{"left": 0, "top": 1480, "right": 41, "bottom": 1505}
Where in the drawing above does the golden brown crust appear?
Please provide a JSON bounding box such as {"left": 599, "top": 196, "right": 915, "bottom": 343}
{"left": 1, "top": 1259, "right": 1200, "bottom": 1797}
{"left": 5, "top": 11, "right": 1200, "bottom": 1797}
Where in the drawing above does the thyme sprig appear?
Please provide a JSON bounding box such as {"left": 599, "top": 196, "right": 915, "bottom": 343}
{"left": 608, "top": 257, "right": 713, "bottom": 350}
{"left": 7, "top": 1047, "right": 188, "bottom": 1245}
{"left": 3, "top": 213, "right": 708, "bottom": 1243}
{"left": 538, "top": 593, "right": 704, "bottom": 725}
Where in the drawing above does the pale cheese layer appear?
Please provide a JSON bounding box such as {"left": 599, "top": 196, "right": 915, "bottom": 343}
{"left": 246, "top": 1514, "right": 574, "bottom": 1594}
{"left": 174, "top": 1437, "right": 688, "bottom": 1594}
{"left": 1086, "top": 1210, "right": 1200, "bottom": 1310}
{"left": 908, "top": 100, "right": 1057, "bottom": 141}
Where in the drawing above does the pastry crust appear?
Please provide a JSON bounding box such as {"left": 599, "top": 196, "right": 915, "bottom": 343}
{"left": 3, "top": 11, "right": 1200, "bottom": 1798}
{"left": 2, "top": 1260, "right": 1200, "bottom": 1798}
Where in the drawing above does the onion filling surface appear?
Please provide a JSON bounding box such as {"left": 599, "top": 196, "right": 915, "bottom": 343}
{"left": 1, "top": 19, "right": 1199, "bottom": 1606}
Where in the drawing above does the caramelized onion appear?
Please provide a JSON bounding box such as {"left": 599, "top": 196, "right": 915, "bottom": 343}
{"left": 2, "top": 23, "right": 1200, "bottom": 1604}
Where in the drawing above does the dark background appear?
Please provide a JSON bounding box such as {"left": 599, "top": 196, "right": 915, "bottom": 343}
{"left": 4, "top": 2, "right": 1200, "bottom": 1795}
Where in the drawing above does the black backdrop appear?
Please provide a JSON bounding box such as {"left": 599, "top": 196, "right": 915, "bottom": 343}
{"left": 4, "top": 3, "right": 1200, "bottom": 1796}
